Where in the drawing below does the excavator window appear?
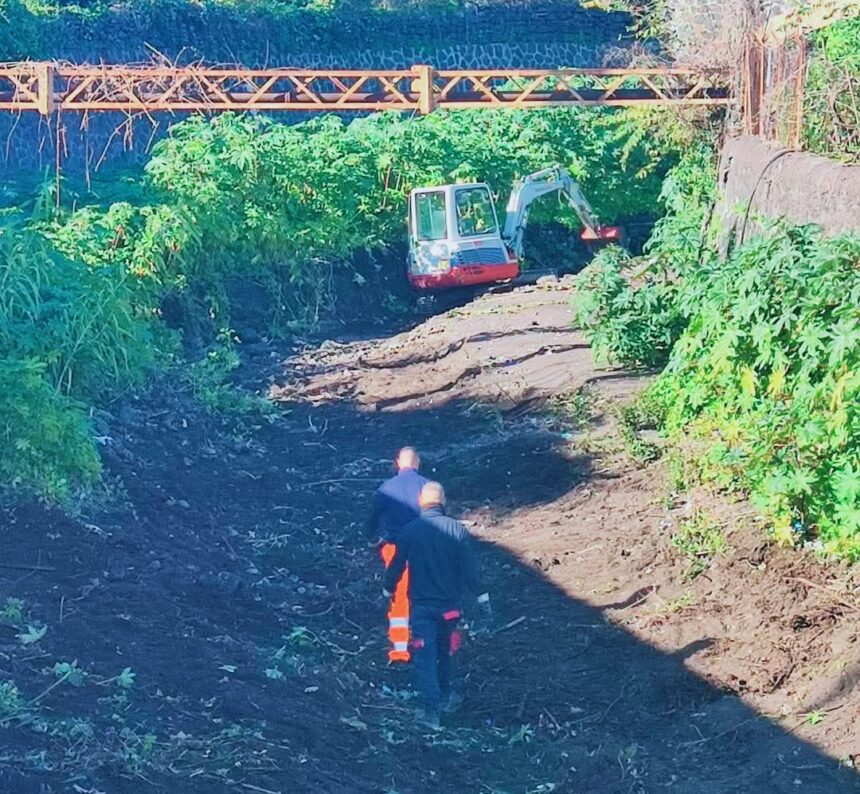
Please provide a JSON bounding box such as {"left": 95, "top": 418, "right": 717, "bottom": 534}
{"left": 455, "top": 187, "right": 496, "bottom": 238}
{"left": 415, "top": 191, "right": 448, "bottom": 241}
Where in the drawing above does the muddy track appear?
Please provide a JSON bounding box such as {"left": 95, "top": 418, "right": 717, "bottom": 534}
{"left": 0, "top": 282, "right": 858, "bottom": 794}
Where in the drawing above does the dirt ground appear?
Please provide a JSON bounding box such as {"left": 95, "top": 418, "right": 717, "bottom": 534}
{"left": 1, "top": 282, "right": 859, "bottom": 794}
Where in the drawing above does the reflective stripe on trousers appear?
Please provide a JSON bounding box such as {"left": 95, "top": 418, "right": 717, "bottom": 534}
{"left": 381, "top": 542, "right": 410, "bottom": 662}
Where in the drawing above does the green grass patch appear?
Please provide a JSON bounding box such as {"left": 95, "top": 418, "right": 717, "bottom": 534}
{"left": 671, "top": 510, "right": 726, "bottom": 580}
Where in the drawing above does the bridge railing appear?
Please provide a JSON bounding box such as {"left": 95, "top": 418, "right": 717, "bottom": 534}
{"left": 0, "top": 62, "right": 730, "bottom": 115}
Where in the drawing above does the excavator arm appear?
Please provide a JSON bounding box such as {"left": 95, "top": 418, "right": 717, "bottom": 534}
{"left": 502, "top": 165, "right": 608, "bottom": 259}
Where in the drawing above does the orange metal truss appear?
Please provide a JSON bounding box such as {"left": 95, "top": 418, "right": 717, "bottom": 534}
{"left": 0, "top": 62, "right": 730, "bottom": 115}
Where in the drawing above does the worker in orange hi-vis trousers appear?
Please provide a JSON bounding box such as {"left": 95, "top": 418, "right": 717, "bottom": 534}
{"left": 380, "top": 542, "right": 410, "bottom": 661}
{"left": 365, "top": 447, "right": 428, "bottom": 663}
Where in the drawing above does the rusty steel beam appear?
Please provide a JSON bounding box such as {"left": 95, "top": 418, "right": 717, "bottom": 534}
{"left": 0, "top": 62, "right": 731, "bottom": 115}
{"left": 0, "top": 63, "right": 48, "bottom": 112}
{"left": 432, "top": 68, "right": 730, "bottom": 109}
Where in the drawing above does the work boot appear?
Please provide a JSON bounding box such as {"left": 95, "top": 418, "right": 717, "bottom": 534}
{"left": 415, "top": 707, "right": 442, "bottom": 731}
{"left": 441, "top": 691, "right": 464, "bottom": 714}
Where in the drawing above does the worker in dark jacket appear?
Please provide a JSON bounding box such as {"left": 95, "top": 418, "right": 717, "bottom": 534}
{"left": 365, "top": 447, "right": 427, "bottom": 545}
{"left": 384, "top": 481, "right": 491, "bottom": 729}
{"left": 367, "top": 447, "right": 428, "bottom": 663}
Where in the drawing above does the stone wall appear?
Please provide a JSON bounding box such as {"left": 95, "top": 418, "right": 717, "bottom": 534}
{"left": 0, "top": 1, "right": 635, "bottom": 178}
{"left": 1, "top": 2, "right": 630, "bottom": 64}
{"left": 717, "top": 134, "right": 860, "bottom": 252}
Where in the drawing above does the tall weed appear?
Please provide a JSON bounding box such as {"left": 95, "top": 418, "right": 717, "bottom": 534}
{"left": 0, "top": 358, "right": 101, "bottom": 500}
{"left": 575, "top": 143, "right": 860, "bottom": 560}
{"left": 654, "top": 226, "right": 860, "bottom": 560}
{"left": 0, "top": 227, "right": 150, "bottom": 500}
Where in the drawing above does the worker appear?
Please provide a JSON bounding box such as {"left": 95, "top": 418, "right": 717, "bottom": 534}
{"left": 366, "top": 447, "right": 428, "bottom": 663}
{"left": 383, "top": 481, "right": 491, "bottom": 729}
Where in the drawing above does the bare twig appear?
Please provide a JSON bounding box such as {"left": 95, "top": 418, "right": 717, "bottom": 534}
{"left": 300, "top": 478, "right": 379, "bottom": 488}
{"left": 789, "top": 577, "right": 860, "bottom": 613}
{"left": 579, "top": 676, "right": 636, "bottom": 725}
{"left": 241, "top": 783, "right": 281, "bottom": 794}
{"left": 241, "top": 784, "right": 282, "bottom": 794}
{"left": 492, "top": 616, "right": 526, "bottom": 634}
{"left": 680, "top": 716, "right": 761, "bottom": 747}
{"left": 27, "top": 667, "right": 73, "bottom": 708}
{"left": 0, "top": 563, "right": 59, "bottom": 573}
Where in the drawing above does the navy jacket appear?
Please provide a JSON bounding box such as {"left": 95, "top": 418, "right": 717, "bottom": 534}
{"left": 365, "top": 467, "right": 428, "bottom": 543}
{"left": 384, "top": 506, "right": 480, "bottom": 610}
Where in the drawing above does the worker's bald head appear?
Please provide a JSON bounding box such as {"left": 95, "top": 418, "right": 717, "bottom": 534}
{"left": 396, "top": 446, "right": 420, "bottom": 471}
{"left": 419, "top": 481, "right": 446, "bottom": 509}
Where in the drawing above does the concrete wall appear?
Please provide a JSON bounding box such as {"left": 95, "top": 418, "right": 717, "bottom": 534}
{"left": 718, "top": 135, "right": 860, "bottom": 251}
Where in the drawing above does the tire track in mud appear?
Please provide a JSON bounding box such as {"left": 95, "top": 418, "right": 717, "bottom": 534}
{"left": 280, "top": 287, "right": 597, "bottom": 414}
{"left": 357, "top": 326, "right": 575, "bottom": 370}
{"left": 367, "top": 344, "right": 587, "bottom": 411}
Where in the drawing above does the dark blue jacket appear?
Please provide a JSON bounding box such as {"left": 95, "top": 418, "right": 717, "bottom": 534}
{"left": 365, "top": 467, "right": 428, "bottom": 543}
{"left": 384, "top": 506, "right": 480, "bottom": 610}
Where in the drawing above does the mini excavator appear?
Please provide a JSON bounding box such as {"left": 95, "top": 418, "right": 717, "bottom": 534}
{"left": 407, "top": 165, "right": 624, "bottom": 292}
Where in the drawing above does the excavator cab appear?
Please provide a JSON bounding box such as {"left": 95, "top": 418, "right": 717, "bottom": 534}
{"left": 407, "top": 183, "right": 519, "bottom": 291}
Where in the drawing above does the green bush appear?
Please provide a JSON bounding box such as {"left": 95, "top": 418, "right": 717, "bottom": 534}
{"left": 0, "top": 226, "right": 154, "bottom": 397}
{"left": 143, "top": 109, "right": 674, "bottom": 273}
{"left": 0, "top": 226, "right": 149, "bottom": 500}
{"left": 671, "top": 510, "right": 726, "bottom": 580}
{"left": 653, "top": 226, "right": 860, "bottom": 560}
{"left": 574, "top": 137, "right": 860, "bottom": 561}
{"left": 0, "top": 680, "right": 21, "bottom": 717}
{"left": 804, "top": 17, "right": 860, "bottom": 163}
{"left": 573, "top": 246, "right": 685, "bottom": 368}
{"left": 0, "top": 358, "right": 101, "bottom": 500}
{"left": 573, "top": 142, "right": 716, "bottom": 369}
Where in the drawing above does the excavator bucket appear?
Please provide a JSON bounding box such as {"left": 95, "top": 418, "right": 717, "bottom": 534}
{"left": 580, "top": 225, "right": 626, "bottom": 248}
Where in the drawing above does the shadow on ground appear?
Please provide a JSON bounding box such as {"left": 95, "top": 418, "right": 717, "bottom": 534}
{"left": 0, "top": 362, "right": 858, "bottom": 793}
{"left": 268, "top": 396, "right": 860, "bottom": 793}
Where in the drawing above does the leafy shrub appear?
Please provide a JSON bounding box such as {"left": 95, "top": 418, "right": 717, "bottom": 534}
{"left": 574, "top": 136, "right": 860, "bottom": 561}
{"left": 644, "top": 141, "right": 717, "bottom": 278}
{"left": 0, "top": 681, "right": 21, "bottom": 717}
{"left": 618, "top": 389, "right": 666, "bottom": 463}
{"left": 671, "top": 510, "right": 726, "bottom": 579}
{"left": 0, "top": 597, "right": 24, "bottom": 625}
{"left": 143, "top": 109, "right": 674, "bottom": 277}
{"left": 0, "top": 226, "right": 151, "bottom": 500}
{"left": 0, "top": 226, "right": 154, "bottom": 396}
{"left": 652, "top": 225, "right": 860, "bottom": 560}
{"left": 0, "top": 358, "right": 100, "bottom": 500}
{"left": 184, "top": 330, "right": 272, "bottom": 415}
{"left": 573, "top": 142, "right": 717, "bottom": 369}
{"left": 804, "top": 18, "right": 860, "bottom": 162}
{"left": 574, "top": 246, "right": 685, "bottom": 368}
